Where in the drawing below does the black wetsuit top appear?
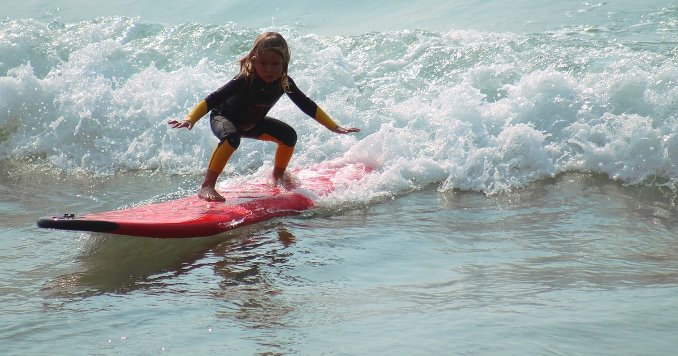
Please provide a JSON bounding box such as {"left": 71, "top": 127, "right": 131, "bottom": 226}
{"left": 204, "top": 76, "right": 318, "bottom": 131}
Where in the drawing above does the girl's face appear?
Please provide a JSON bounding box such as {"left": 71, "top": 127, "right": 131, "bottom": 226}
{"left": 254, "top": 50, "right": 284, "bottom": 83}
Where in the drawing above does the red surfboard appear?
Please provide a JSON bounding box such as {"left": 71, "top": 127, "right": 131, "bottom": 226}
{"left": 37, "top": 162, "right": 372, "bottom": 238}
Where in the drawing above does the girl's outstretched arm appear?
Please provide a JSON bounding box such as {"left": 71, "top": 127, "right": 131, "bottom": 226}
{"left": 167, "top": 100, "right": 209, "bottom": 130}
{"left": 315, "top": 106, "right": 360, "bottom": 134}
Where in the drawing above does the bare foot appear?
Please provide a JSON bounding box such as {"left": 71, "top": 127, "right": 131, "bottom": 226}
{"left": 273, "top": 172, "right": 299, "bottom": 190}
{"left": 198, "top": 186, "right": 225, "bottom": 202}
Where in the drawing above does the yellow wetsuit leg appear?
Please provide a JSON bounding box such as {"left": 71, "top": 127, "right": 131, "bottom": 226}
{"left": 258, "top": 133, "right": 295, "bottom": 173}
{"left": 274, "top": 144, "right": 294, "bottom": 172}
{"left": 207, "top": 140, "right": 236, "bottom": 174}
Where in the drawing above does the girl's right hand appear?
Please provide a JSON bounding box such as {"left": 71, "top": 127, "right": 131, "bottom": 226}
{"left": 167, "top": 119, "right": 194, "bottom": 130}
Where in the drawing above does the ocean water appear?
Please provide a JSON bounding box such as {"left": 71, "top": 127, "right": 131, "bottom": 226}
{"left": 2, "top": 0, "right": 678, "bottom": 354}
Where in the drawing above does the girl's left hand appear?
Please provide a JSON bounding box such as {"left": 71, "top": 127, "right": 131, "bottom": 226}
{"left": 334, "top": 126, "right": 361, "bottom": 134}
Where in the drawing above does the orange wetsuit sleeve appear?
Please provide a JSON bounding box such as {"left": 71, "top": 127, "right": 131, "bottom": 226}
{"left": 185, "top": 100, "right": 209, "bottom": 125}
{"left": 314, "top": 106, "right": 339, "bottom": 131}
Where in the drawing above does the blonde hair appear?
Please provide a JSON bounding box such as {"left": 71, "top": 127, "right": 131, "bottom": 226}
{"left": 238, "top": 32, "right": 291, "bottom": 91}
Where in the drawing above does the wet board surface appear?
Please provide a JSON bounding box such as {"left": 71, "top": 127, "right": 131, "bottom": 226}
{"left": 37, "top": 162, "right": 372, "bottom": 238}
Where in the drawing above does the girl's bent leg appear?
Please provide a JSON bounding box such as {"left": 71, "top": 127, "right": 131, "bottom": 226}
{"left": 248, "top": 117, "right": 297, "bottom": 186}
{"left": 208, "top": 140, "right": 237, "bottom": 174}
{"left": 199, "top": 140, "right": 237, "bottom": 202}
{"left": 273, "top": 144, "right": 295, "bottom": 186}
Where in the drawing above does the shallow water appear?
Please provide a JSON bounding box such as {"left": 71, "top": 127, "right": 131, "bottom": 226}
{"left": 3, "top": 0, "right": 678, "bottom": 354}
{"left": 2, "top": 170, "right": 678, "bottom": 355}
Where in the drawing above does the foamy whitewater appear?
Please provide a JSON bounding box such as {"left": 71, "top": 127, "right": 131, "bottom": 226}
{"left": 2, "top": 1, "right": 678, "bottom": 355}
{"left": 2, "top": 1, "right": 678, "bottom": 196}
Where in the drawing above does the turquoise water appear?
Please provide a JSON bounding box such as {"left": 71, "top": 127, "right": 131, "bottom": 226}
{"left": 2, "top": 1, "right": 678, "bottom": 354}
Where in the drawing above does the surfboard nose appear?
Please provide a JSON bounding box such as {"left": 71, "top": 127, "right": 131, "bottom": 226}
{"left": 37, "top": 215, "right": 119, "bottom": 233}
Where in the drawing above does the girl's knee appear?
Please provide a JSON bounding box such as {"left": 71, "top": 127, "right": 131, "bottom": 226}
{"left": 222, "top": 134, "right": 241, "bottom": 149}
{"left": 285, "top": 129, "right": 297, "bottom": 147}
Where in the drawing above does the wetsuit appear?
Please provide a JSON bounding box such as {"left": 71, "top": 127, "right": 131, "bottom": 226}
{"left": 185, "top": 75, "right": 338, "bottom": 174}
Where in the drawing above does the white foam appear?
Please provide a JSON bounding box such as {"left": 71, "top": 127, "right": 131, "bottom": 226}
{"left": 2, "top": 17, "right": 678, "bottom": 197}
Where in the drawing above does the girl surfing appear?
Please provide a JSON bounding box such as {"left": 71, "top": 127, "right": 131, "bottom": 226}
{"left": 168, "top": 32, "right": 360, "bottom": 202}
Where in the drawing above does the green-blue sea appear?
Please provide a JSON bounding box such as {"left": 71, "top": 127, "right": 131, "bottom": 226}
{"left": 2, "top": 1, "right": 678, "bottom": 354}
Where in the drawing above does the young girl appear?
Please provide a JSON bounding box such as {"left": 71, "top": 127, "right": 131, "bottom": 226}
{"left": 168, "top": 32, "right": 360, "bottom": 202}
